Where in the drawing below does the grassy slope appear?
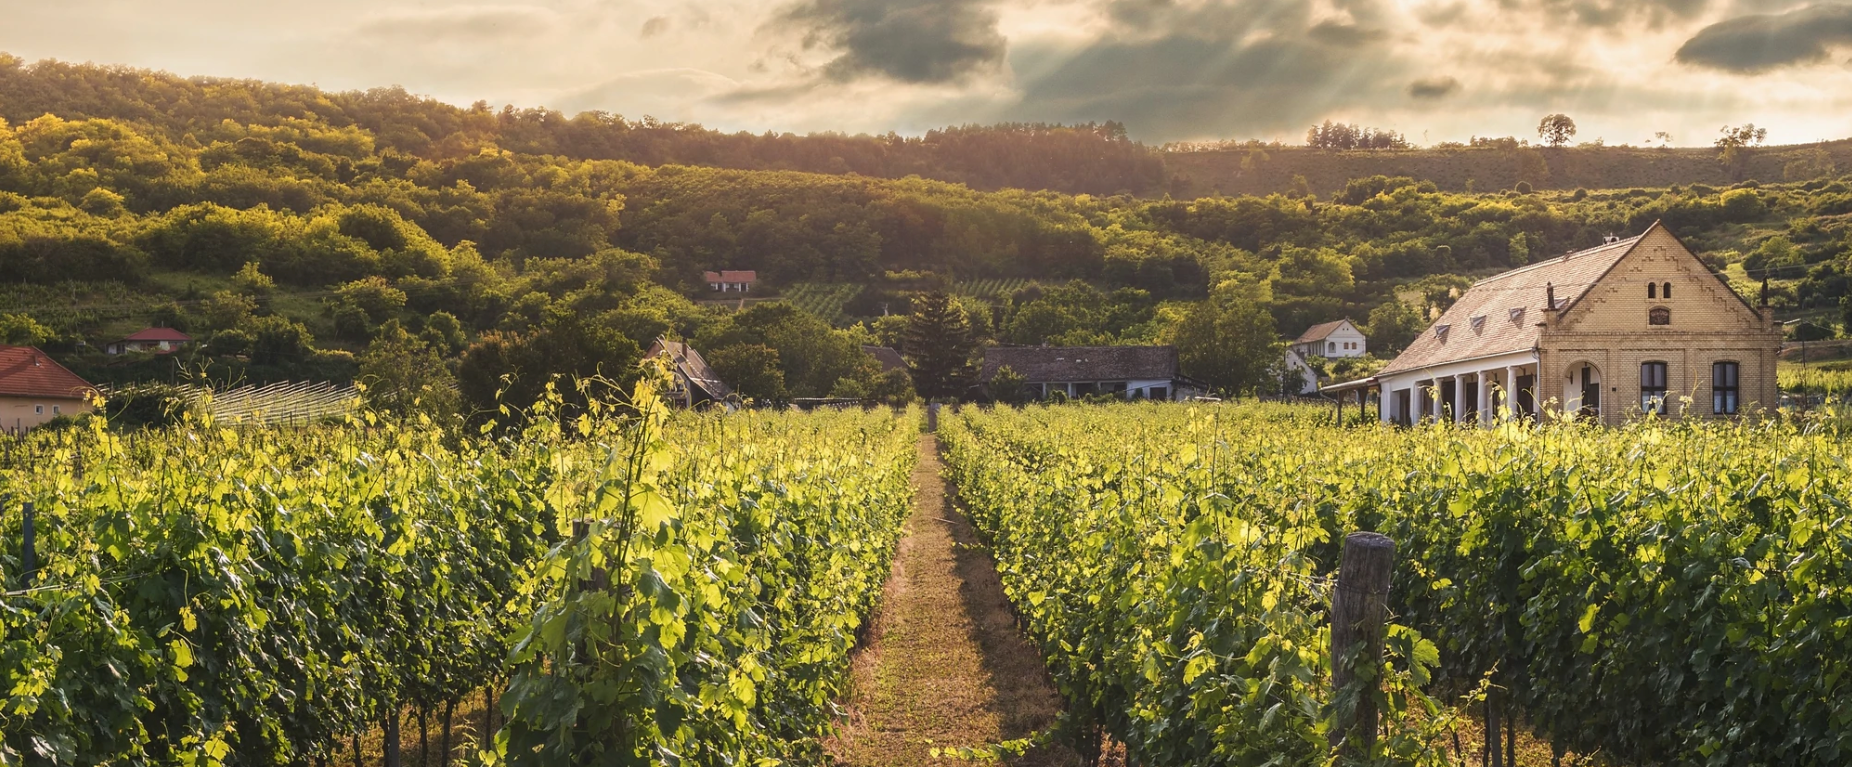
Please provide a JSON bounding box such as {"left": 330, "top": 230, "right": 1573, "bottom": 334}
{"left": 1165, "top": 140, "right": 1852, "bottom": 198}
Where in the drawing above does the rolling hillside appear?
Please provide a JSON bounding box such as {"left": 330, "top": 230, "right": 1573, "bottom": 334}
{"left": 1164, "top": 141, "right": 1852, "bottom": 198}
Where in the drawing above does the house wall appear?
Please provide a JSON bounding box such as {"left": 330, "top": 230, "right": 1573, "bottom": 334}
{"left": 1540, "top": 227, "right": 1780, "bottom": 423}
{"left": 0, "top": 396, "right": 92, "bottom": 432}
{"left": 1034, "top": 378, "right": 1182, "bottom": 400}
{"left": 1319, "top": 325, "right": 1368, "bottom": 358}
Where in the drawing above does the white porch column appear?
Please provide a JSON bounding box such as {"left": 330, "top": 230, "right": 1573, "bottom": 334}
{"left": 1478, "top": 371, "right": 1493, "bottom": 426}
{"left": 1453, "top": 376, "right": 1466, "bottom": 423}
{"left": 1504, "top": 366, "right": 1518, "bottom": 421}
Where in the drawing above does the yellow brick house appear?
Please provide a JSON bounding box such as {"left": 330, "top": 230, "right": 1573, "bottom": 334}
{"left": 1326, "top": 222, "right": 1781, "bottom": 425}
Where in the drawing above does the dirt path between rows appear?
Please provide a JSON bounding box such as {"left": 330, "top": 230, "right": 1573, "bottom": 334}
{"left": 825, "top": 434, "right": 1077, "bottom": 767}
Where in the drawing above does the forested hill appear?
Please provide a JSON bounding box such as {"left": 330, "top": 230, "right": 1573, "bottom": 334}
{"left": 0, "top": 55, "right": 1166, "bottom": 197}
{"left": 3, "top": 52, "right": 1850, "bottom": 416}
{"left": 8, "top": 54, "right": 1850, "bottom": 200}
{"left": 1166, "top": 140, "right": 1852, "bottom": 199}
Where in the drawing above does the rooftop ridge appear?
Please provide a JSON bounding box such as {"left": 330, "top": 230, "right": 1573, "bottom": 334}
{"left": 1469, "top": 235, "right": 1643, "bottom": 288}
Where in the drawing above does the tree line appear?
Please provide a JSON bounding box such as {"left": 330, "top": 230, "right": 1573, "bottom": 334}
{"left": 2, "top": 56, "right": 1850, "bottom": 410}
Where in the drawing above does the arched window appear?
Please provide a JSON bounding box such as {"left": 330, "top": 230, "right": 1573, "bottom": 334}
{"left": 1648, "top": 283, "right": 1656, "bottom": 299}
{"left": 1649, "top": 307, "right": 1671, "bottom": 325}
{"left": 1662, "top": 282, "right": 1672, "bottom": 298}
{"left": 1640, "top": 362, "right": 1668, "bottom": 414}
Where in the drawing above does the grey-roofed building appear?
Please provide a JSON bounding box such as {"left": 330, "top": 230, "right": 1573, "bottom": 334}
{"left": 979, "top": 345, "right": 1204, "bottom": 401}
{"left": 862, "top": 345, "right": 908, "bottom": 374}
{"left": 646, "top": 339, "right": 733, "bottom": 406}
{"left": 1328, "top": 222, "right": 1780, "bottom": 426}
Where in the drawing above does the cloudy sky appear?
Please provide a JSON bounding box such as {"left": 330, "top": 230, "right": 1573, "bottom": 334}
{"left": 4, "top": 0, "right": 1852, "bottom": 145}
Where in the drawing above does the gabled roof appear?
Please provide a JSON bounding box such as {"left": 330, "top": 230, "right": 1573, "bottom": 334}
{"left": 0, "top": 346, "right": 95, "bottom": 400}
{"left": 862, "top": 345, "right": 908, "bottom": 374}
{"left": 647, "top": 340, "right": 733, "bottom": 400}
{"left": 1295, "top": 319, "right": 1356, "bottom": 343}
{"left": 1381, "top": 231, "right": 1646, "bottom": 375}
{"left": 980, "top": 346, "right": 1179, "bottom": 383}
{"left": 702, "top": 270, "right": 757, "bottom": 283}
{"left": 119, "top": 327, "right": 192, "bottom": 343}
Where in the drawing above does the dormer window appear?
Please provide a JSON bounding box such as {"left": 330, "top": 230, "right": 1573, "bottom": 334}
{"left": 1470, "top": 315, "right": 1486, "bottom": 332}
{"left": 1649, "top": 307, "right": 1670, "bottom": 325}
{"left": 1435, "top": 324, "right": 1451, "bottom": 340}
{"left": 1509, "top": 307, "right": 1525, "bottom": 323}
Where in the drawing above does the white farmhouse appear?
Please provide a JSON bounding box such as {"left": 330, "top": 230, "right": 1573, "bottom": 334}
{"left": 1291, "top": 319, "right": 1366, "bottom": 359}
{"left": 1281, "top": 348, "right": 1320, "bottom": 395}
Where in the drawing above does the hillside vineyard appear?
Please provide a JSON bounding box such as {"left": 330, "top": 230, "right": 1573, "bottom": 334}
{"left": 0, "top": 381, "right": 916, "bottom": 765}
{"left": 941, "top": 403, "right": 1851, "bottom": 766}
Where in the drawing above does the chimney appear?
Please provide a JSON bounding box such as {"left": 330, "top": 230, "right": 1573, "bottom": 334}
{"left": 1603, "top": 234, "right": 1619, "bottom": 244}
{"left": 1759, "top": 277, "right": 1769, "bottom": 308}
{"left": 1544, "top": 282, "right": 1556, "bottom": 311}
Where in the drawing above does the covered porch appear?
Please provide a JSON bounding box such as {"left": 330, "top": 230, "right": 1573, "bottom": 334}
{"left": 1375, "top": 353, "right": 1542, "bottom": 426}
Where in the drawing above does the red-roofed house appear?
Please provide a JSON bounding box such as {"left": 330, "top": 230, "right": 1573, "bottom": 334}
{"left": 106, "top": 327, "right": 193, "bottom": 355}
{"left": 703, "top": 270, "right": 757, "bottom": 293}
{"left": 0, "top": 346, "right": 96, "bottom": 432}
{"left": 1290, "top": 319, "right": 1366, "bottom": 359}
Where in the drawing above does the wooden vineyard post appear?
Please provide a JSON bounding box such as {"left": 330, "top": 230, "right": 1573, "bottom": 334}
{"left": 1329, "top": 531, "right": 1395, "bottom": 755}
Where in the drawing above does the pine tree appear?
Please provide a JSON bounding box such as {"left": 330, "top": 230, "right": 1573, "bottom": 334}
{"left": 902, "top": 291, "right": 976, "bottom": 399}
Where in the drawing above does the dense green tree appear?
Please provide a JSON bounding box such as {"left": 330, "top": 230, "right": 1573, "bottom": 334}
{"left": 1365, "top": 299, "right": 1426, "bottom": 356}
{"left": 708, "top": 343, "right": 787, "bottom": 402}
{"left": 696, "top": 303, "right": 862, "bottom": 397}
{"left": 1537, "top": 114, "right": 1576, "bottom": 148}
{"left": 359, "top": 322, "right": 458, "bottom": 417}
{"left": 1171, "top": 283, "right": 1282, "bottom": 396}
{"left": 902, "top": 292, "right": 976, "bottom": 399}
{"left": 455, "top": 314, "right": 641, "bottom": 417}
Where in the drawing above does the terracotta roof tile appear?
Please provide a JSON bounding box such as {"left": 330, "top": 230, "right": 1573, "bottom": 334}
{"left": 0, "top": 346, "right": 96, "bottom": 400}
{"left": 1294, "top": 319, "right": 1354, "bottom": 343}
{"left": 1380, "top": 234, "right": 1644, "bottom": 375}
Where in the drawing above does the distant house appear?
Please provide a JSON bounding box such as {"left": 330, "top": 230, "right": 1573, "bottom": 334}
{"left": 1291, "top": 319, "right": 1366, "bottom": 359}
{"left": 703, "top": 270, "right": 757, "bottom": 293}
{"left": 1281, "top": 348, "right": 1320, "bottom": 395}
{"left": 0, "top": 346, "right": 97, "bottom": 432}
{"left": 106, "top": 327, "right": 192, "bottom": 355}
{"left": 645, "top": 339, "right": 733, "bottom": 406}
{"left": 862, "top": 345, "right": 908, "bottom": 375}
{"left": 979, "top": 346, "right": 1205, "bottom": 401}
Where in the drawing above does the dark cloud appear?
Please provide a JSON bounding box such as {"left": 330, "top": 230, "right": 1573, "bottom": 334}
{"left": 1407, "top": 76, "right": 1460, "bottom": 99}
{"left": 987, "top": 0, "right": 1408, "bottom": 140}
{"left": 776, "top": 0, "right": 1006, "bottom": 83}
{"left": 1468, "top": 0, "right": 1709, "bottom": 28}
{"left": 1676, "top": 3, "right": 1852, "bottom": 72}
{"left": 640, "top": 16, "right": 669, "bottom": 38}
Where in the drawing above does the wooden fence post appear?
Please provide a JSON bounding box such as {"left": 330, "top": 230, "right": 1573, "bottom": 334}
{"left": 1330, "top": 531, "right": 1395, "bottom": 754}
